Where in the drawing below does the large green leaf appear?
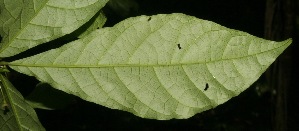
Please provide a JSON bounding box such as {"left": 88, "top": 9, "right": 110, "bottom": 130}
{"left": 0, "top": 74, "right": 45, "bottom": 131}
{"left": 8, "top": 13, "right": 292, "bottom": 120}
{"left": 0, "top": 0, "right": 109, "bottom": 57}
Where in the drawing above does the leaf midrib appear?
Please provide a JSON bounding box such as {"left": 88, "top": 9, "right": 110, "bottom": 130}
{"left": 7, "top": 38, "right": 291, "bottom": 68}
{"left": 0, "top": 75, "right": 22, "bottom": 131}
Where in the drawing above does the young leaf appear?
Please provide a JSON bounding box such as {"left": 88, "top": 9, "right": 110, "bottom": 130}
{"left": 8, "top": 13, "right": 292, "bottom": 120}
{"left": 0, "top": 74, "right": 45, "bottom": 131}
{"left": 25, "top": 82, "right": 75, "bottom": 110}
{"left": 0, "top": 0, "right": 109, "bottom": 57}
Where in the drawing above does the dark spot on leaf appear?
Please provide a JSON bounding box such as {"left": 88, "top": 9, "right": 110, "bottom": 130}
{"left": 204, "top": 83, "right": 209, "bottom": 91}
{"left": 2, "top": 104, "right": 10, "bottom": 115}
{"left": 177, "top": 44, "right": 182, "bottom": 49}
{"left": 97, "top": 27, "right": 100, "bottom": 29}
{"left": 148, "top": 17, "right": 151, "bottom": 21}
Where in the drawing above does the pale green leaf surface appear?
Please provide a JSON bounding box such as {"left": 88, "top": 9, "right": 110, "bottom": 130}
{"left": 0, "top": 74, "right": 45, "bottom": 131}
{"left": 0, "top": 0, "right": 109, "bottom": 57}
{"left": 8, "top": 13, "right": 292, "bottom": 119}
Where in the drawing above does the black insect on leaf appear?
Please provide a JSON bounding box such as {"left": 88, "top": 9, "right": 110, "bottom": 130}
{"left": 148, "top": 17, "right": 151, "bottom": 21}
{"left": 204, "top": 83, "right": 209, "bottom": 91}
{"left": 177, "top": 44, "right": 182, "bottom": 49}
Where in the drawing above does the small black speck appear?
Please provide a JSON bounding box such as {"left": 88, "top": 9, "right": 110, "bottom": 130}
{"left": 204, "top": 83, "right": 209, "bottom": 91}
{"left": 177, "top": 44, "right": 182, "bottom": 49}
{"left": 148, "top": 17, "right": 151, "bottom": 21}
{"left": 3, "top": 106, "right": 10, "bottom": 115}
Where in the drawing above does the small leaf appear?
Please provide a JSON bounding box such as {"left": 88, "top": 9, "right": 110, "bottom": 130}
{"left": 26, "top": 82, "right": 75, "bottom": 110}
{"left": 0, "top": 0, "right": 109, "bottom": 57}
{"left": 8, "top": 13, "right": 292, "bottom": 119}
{"left": 0, "top": 74, "right": 45, "bottom": 131}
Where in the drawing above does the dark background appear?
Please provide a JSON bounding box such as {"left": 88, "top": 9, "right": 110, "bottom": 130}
{"left": 5, "top": 0, "right": 299, "bottom": 130}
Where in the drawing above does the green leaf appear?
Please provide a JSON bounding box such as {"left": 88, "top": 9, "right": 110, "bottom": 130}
{"left": 8, "top": 13, "right": 292, "bottom": 120}
{"left": 77, "top": 10, "right": 107, "bottom": 39}
{"left": 0, "top": 0, "right": 109, "bottom": 57}
{"left": 25, "top": 82, "right": 75, "bottom": 110}
{"left": 0, "top": 74, "right": 45, "bottom": 131}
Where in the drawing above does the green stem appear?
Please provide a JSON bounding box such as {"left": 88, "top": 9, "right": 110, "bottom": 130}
{"left": 0, "top": 61, "right": 9, "bottom": 66}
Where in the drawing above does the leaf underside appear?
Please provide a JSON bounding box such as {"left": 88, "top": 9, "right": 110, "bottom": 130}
{"left": 0, "top": 0, "right": 109, "bottom": 57}
{"left": 0, "top": 74, "right": 45, "bottom": 131}
{"left": 9, "top": 13, "right": 292, "bottom": 120}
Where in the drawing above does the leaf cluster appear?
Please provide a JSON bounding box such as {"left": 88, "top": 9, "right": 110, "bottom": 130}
{"left": 0, "top": 0, "right": 292, "bottom": 130}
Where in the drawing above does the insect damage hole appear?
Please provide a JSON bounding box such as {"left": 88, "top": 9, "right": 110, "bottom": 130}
{"left": 1, "top": 101, "right": 10, "bottom": 114}
{"left": 204, "top": 83, "right": 209, "bottom": 91}
{"left": 177, "top": 44, "right": 182, "bottom": 49}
